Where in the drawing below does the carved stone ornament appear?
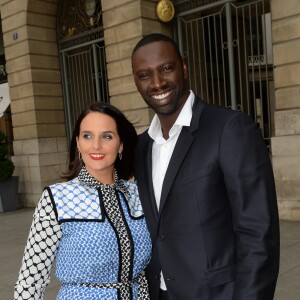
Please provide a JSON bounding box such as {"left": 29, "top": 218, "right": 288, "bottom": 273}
{"left": 156, "top": 0, "right": 175, "bottom": 22}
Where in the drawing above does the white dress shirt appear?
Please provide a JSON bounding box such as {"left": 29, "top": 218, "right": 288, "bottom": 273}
{"left": 148, "top": 91, "right": 195, "bottom": 290}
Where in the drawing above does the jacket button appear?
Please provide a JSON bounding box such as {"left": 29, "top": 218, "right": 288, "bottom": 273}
{"left": 154, "top": 274, "right": 160, "bottom": 280}
{"left": 166, "top": 277, "right": 174, "bottom": 281}
{"left": 159, "top": 234, "right": 167, "bottom": 240}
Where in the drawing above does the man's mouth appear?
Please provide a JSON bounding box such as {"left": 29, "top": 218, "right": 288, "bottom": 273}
{"left": 152, "top": 90, "right": 172, "bottom": 100}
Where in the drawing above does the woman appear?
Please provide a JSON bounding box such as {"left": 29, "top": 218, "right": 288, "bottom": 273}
{"left": 14, "top": 102, "right": 152, "bottom": 299}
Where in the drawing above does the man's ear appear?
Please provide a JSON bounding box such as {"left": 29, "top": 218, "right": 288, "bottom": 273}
{"left": 182, "top": 56, "right": 188, "bottom": 80}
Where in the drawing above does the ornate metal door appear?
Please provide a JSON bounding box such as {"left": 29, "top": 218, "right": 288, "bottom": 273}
{"left": 57, "top": 0, "right": 109, "bottom": 139}
{"left": 175, "top": 0, "right": 274, "bottom": 151}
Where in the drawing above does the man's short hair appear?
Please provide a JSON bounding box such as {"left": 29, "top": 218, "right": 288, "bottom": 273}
{"left": 131, "top": 33, "right": 182, "bottom": 61}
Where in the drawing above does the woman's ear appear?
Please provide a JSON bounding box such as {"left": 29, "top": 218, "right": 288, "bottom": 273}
{"left": 119, "top": 142, "right": 124, "bottom": 154}
{"left": 76, "top": 137, "right": 80, "bottom": 152}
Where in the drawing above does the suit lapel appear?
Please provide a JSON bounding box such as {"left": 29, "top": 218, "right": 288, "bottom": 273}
{"left": 158, "top": 98, "right": 205, "bottom": 214}
{"left": 142, "top": 136, "right": 159, "bottom": 221}
{"left": 158, "top": 129, "right": 193, "bottom": 213}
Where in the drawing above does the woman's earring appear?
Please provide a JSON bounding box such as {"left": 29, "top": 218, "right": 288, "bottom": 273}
{"left": 119, "top": 152, "right": 122, "bottom": 160}
{"left": 78, "top": 150, "right": 82, "bottom": 160}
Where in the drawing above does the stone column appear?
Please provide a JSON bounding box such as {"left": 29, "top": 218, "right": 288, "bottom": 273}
{"left": 1, "top": 0, "right": 68, "bottom": 207}
{"left": 271, "top": 0, "right": 300, "bottom": 220}
{"left": 101, "top": 0, "right": 172, "bottom": 133}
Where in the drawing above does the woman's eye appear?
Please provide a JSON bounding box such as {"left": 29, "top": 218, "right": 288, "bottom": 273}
{"left": 102, "top": 134, "right": 112, "bottom": 140}
{"left": 83, "top": 133, "right": 92, "bottom": 139}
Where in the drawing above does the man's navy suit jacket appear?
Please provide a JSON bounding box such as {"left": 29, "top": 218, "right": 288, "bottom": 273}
{"left": 135, "top": 97, "right": 280, "bottom": 300}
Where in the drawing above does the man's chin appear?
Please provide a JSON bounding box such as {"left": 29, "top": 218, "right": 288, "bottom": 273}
{"left": 154, "top": 107, "right": 176, "bottom": 116}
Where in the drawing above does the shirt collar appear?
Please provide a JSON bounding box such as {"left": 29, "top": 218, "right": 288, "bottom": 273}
{"left": 78, "top": 166, "right": 121, "bottom": 190}
{"left": 77, "top": 166, "right": 142, "bottom": 217}
{"left": 148, "top": 90, "right": 195, "bottom": 141}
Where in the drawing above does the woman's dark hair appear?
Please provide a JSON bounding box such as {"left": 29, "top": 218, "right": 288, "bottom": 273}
{"left": 63, "top": 102, "right": 137, "bottom": 181}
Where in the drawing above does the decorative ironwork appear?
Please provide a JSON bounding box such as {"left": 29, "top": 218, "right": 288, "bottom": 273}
{"left": 59, "top": 27, "right": 104, "bottom": 50}
{"left": 174, "top": 0, "right": 219, "bottom": 13}
{"left": 156, "top": 0, "right": 175, "bottom": 22}
{"left": 57, "top": 0, "right": 102, "bottom": 40}
{"left": 176, "top": 0, "right": 273, "bottom": 150}
{"left": 57, "top": 0, "right": 108, "bottom": 142}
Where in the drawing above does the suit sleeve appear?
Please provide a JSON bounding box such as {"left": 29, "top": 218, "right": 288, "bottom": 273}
{"left": 219, "top": 112, "right": 280, "bottom": 300}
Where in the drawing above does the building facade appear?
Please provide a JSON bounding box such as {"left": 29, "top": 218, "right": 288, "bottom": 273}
{"left": 0, "top": 0, "right": 299, "bottom": 220}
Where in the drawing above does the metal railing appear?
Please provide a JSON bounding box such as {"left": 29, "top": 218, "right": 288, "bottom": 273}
{"left": 176, "top": 0, "right": 273, "bottom": 151}
{"left": 59, "top": 29, "right": 109, "bottom": 140}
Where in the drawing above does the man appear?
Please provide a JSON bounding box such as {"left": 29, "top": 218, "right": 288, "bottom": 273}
{"left": 132, "top": 33, "right": 280, "bottom": 300}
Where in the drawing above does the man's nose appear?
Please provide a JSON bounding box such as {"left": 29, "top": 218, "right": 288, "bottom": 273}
{"left": 152, "top": 73, "right": 166, "bottom": 89}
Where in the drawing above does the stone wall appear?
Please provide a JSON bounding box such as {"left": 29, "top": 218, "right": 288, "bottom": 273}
{"left": 2, "top": 0, "right": 298, "bottom": 218}
{"left": 0, "top": 0, "right": 68, "bottom": 207}
{"left": 0, "top": 0, "right": 173, "bottom": 207}
{"left": 271, "top": 0, "right": 300, "bottom": 220}
{"left": 101, "top": 0, "right": 172, "bottom": 133}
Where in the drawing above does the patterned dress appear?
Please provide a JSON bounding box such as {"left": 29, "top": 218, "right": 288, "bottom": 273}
{"left": 14, "top": 167, "right": 152, "bottom": 300}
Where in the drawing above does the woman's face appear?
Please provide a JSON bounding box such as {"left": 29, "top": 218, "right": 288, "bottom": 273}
{"left": 76, "top": 112, "right": 123, "bottom": 184}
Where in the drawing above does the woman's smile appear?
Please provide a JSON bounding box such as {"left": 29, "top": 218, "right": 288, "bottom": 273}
{"left": 76, "top": 112, "right": 123, "bottom": 183}
{"left": 89, "top": 153, "right": 105, "bottom": 160}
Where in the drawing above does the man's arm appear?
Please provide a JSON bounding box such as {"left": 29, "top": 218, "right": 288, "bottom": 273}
{"left": 219, "top": 112, "right": 280, "bottom": 300}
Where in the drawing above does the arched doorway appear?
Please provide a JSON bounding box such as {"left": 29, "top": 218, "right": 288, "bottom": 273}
{"left": 57, "top": 0, "right": 109, "bottom": 140}
{"left": 0, "top": 16, "right": 13, "bottom": 157}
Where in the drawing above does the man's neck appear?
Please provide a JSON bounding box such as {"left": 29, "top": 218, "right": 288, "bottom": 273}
{"left": 157, "top": 91, "right": 191, "bottom": 140}
{"left": 159, "top": 114, "right": 178, "bottom": 140}
{"left": 159, "top": 102, "right": 187, "bottom": 140}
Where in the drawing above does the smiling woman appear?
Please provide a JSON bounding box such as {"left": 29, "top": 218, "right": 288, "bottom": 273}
{"left": 14, "top": 102, "right": 152, "bottom": 300}
{"left": 76, "top": 112, "right": 123, "bottom": 184}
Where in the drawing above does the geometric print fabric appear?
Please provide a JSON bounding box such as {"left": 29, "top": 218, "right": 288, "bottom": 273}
{"left": 14, "top": 191, "right": 61, "bottom": 300}
{"left": 50, "top": 179, "right": 102, "bottom": 221}
{"left": 50, "top": 177, "right": 145, "bottom": 221}
{"left": 14, "top": 167, "right": 151, "bottom": 299}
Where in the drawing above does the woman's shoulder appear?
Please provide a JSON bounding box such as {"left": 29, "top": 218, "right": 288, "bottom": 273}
{"left": 47, "top": 178, "right": 102, "bottom": 221}
{"left": 48, "top": 177, "right": 80, "bottom": 189}
{"left": 47, "top": 177, "right": 97, "bottom": 204}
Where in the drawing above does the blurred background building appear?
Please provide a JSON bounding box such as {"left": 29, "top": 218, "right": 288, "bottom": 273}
{"left": 0, "top": 0, "right": 299, "bottom": 220}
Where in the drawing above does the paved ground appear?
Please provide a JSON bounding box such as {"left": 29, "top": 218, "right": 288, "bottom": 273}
{"left": 1, "top": 208, "right": 300, "bottom": 299}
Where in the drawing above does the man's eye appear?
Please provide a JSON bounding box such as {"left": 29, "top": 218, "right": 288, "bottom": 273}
{"left": 138, "top": 73, "right": 150, "bottom": 80}
{"left": 162, "top": 65, "right": 173, "bottom": 72}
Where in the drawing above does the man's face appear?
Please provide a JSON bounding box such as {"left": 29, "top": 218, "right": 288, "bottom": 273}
{"left": 132, "top": 41, "right": 189, "bottom": 116}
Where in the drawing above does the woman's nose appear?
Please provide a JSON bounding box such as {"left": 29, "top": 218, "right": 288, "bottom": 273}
{"left": 93, "top": 138, "right": 101, "bottom": 150}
